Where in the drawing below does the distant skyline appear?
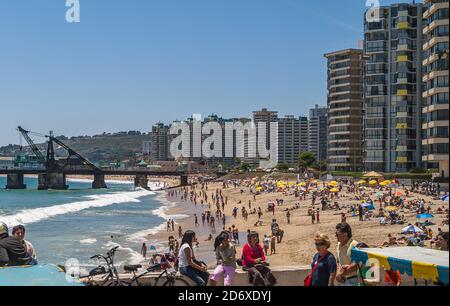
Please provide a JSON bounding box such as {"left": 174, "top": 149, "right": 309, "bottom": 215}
{"left": 0, "top": 0, "right": 415, "bottom": 146}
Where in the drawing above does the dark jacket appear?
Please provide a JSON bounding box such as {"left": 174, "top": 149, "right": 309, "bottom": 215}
{"left": 0, "top": 236, "right": 31, "bottom": 266}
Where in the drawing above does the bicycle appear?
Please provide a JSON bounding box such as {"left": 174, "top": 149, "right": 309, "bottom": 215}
{"left": 81, "top": 246, "right": 125, "bottom": 286}
{"left": 122, "top": 254, "right": 191, "bottom": 286}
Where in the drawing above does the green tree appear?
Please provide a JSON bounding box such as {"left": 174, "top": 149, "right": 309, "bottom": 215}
{"left": 277, "top": 163, "right": 290, "bottom": 172}
{"left": 240, "top": 163, "right": 251, "bottom": 172}
{"left": 298, "top": 152, "right": 316, "bottom": 172}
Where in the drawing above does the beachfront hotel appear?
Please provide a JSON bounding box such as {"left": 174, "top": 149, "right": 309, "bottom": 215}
{"left": 308, "top": 105, "right": 328, "bottom": 163}
{"left": 325, "top": 49, "right": 365, "bottom": 172}
{"left": 363, "top": 2, "right": 425, "bottom": 173}
{"left": 277, "top": 115, "right": 309, "bottom": 165}
{"left": 422, "top": 0, "right": 449, "bottom": 177}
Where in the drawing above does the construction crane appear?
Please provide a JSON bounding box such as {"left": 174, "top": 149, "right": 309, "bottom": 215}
{"left": 17, "top": 126, "right": 46, "bottom": 162}
{"left": 47, "top": 136, "right": 102, "bottom": 173}
{"left": 17, "top": 126, "right": 102, "bottom": 173}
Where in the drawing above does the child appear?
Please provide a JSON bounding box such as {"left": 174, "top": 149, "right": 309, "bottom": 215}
{"left": 270, "top": 235, "right": 276, "bottom": 255}
{"left": 210, "top": 231, "right": 237, "bottom": 286}
{"left": 263, "top": 235, "right": 270, "bottom": 256}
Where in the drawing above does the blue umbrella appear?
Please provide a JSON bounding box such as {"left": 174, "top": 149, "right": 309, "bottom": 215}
{"left": 416, "top": 213, "right": 434, "bottom": 219}
{"left": 441, "top": 195, "right": 449, "bottom": 202}
{"left": 361, "top": 203, "right": 375, "bottom": 210}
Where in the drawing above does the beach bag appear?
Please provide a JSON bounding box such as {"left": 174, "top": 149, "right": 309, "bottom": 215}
{"left": 304, "top": 253, "right": 328, "bottom": 287}
{"left": 248, "top": 264, "right": 276, "bottom": 286}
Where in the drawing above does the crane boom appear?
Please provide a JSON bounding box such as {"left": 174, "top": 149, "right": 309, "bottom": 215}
{"left": 49, "top": 136, "right": 101, "bottom": 173}
{"left": 17, "top": 126, "right": 46, "bottom": 162}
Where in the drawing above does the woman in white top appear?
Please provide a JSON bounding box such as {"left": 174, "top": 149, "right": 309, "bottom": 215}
{"left": 178, "top": 230, "right": 209, "bottom": 286}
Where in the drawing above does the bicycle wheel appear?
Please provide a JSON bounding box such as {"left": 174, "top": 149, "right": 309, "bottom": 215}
{"left": 155, "top": 276, "right": 191, "bottom": 286}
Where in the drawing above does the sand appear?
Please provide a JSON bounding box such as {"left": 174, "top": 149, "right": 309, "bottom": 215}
{"left": 150, "top": 181, "right": 448, "bottom": 268}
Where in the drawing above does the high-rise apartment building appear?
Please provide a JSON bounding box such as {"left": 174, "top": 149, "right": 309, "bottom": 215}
{"left": 422, "top": 0, "right": 449, "bottom": 177}
{"left": 308, "top": 105, "right": 328, "bottom": 162}
{"left": 247, "top": 108, "right": 279, "bottom": 166}
{"left": 363, "top": 3, "right": 425, "bottom": 172}
{"left": 150, "top": 122, "right": 171, "bottom": 161}
{"left": 325, "top": 49, "right": 365, "bottom": 172}
{"left": 277, "top": 115, "right": 308, "bottom": 165}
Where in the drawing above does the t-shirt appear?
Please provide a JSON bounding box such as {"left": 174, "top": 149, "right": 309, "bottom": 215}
{"left": 178, "top": 243, "right": 192, "bottom": 268}
{"left": 0, "top": 236, "right": 30, "bottom": 266}
{"left": 311, "top": 252, "right": 337, "bottom": 286}
{"left": 337, "top": 239, "right": 359, "bottom": 278}
{"left": 263, "top": 237, "right": 270, "bottom": 247}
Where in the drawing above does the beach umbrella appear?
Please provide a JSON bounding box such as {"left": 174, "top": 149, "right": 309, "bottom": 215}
{"left": 393, "top": 191, "right": 404, "bottom": 196}
{"left": 361, "top": 171, "right": 384, "bottom": 179}
{"left": 356, "top": 180, "right": 366, "bottom": 185}
{"left": 416, "top": 213, "right": 434, "bottom": 219}
{"left": 375, "top": 192, "right": 385, "bottom": 198}
{"left": 297, "top": 182, "right": 306, "bottom": 187}
{"left": 329, "top": 188, "right": 340, "bottom": 193}
{"left": 385, "top": 206, "right": 398, "bottom": 212}
{"left": 379, "top": 181, "right": 389, "bottom": 187}
{"left": 361, "top": 203, "right": 375, "bottom": 210}
{"left": 369, "top": 180, "right": 378, "bottom": 186}
{"left": 383, "top": 180, "right": 392, "bottom": 185}
{"left": 328, "top": 181, "right": 338, "bottom": 187}
{"left": 401, "top": 225, "right": 423, "bottom": 234}
{"left": 441, "top": 195, "right": 449, "bottom": 202}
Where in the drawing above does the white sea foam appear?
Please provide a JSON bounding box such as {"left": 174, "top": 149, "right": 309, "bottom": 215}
{"left": 0, "top": 188, "right": 154, "bottom": 227}
{"left": 66, "top": 178, "right": 133, "bottom": 185}
{"left": 80, "top": 238, "right": 97, "bottom": 244}
{"left": 126, "top": 223, "right": 166, "bottom": 243}
{"left": 126, "top": 193, "right": 189, "bottom": 243}
{"left": 105, "top": 241, "right": 144, "bottom": 265}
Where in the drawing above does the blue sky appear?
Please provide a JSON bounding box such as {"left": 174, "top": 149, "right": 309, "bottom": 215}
{"left": 0, "top": 0, "right": 412, "bottom": 145}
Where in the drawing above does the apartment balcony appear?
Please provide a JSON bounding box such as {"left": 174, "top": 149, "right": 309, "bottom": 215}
{"left": 397, "top": 55, "right": 411, "bottom": 62}
{"left": 422, "top": 154, "right": 449, "bottom": 162}
{"left": 423, "top": 53, "right": 440, "bottom": 67}
{"left": 423, "top": 19, "right": 449, "bottom": 35}
{"left": 423, "top": 87, "right": 449, "bottom": 98}
{"left": 397, "top": 89, "right": 409, "bottom": 96}
{"left": 423, "top": 36, "right": 449, "bottom": 51}
{"left": 423, "top": 69, "right": 449, "bottom": 82}
{"left": 422, "top": 120, "right": 449, "bottom": 130}
{"left": 422, "top": 103, "right": 449, "bottom": 114}
{"left": 422, "top": 138, "right": 449, "bottom": 148}
{"left": 423, "top": 2, "right": 449, "bottom": 19}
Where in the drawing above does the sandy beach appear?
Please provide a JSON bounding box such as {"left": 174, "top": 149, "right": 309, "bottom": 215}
{"left": 148, "top": 178, "right": 448, "bottom": 268}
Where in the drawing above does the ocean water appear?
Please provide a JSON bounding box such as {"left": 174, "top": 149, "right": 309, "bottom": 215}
{"left": 0, "top": 177, "right": 188, "bottom": 272}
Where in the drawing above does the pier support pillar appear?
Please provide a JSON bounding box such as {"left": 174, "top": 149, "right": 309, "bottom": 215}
{"left": 92, "top": 174, "right": 107, "bottom": 189}
{"left": 180, "top": 175, "right": 188, "bottom": 187}
{"left": 6, "top": 174, "right": 27, "bottom": 189}
{"left": 134, "top": 175, "right": 148, "bottom": 189}
{"left": 38, "top": 173, "right": 69, "bottom": 190}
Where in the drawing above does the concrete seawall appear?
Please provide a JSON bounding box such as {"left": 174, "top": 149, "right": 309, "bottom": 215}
{"left": 83, "top": 265, "right": 426, "bottom": 286}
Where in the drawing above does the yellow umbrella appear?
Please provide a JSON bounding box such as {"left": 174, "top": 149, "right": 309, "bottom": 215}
{"left": 329, "top": 188, "right": 340, "bottom": 193}
{"left": 297, "top": 182, "right": 306, "bottom": 187}
{"left": 289, "top": 182, "right": 295, "bottom": 187}
{"left": 369, "top": 180, "right": 378, "bottom": 186}
{"left": 379, "top": 181, "right": 389, "bottom": 187}
{"left": 255, "top": 187, "right": 263, "bottom": 191}
{"left": 383, "top": 180, "right": 392, "bottom": 185}
{"left": 328, "top": 181, "right": 338, "bottom": 187}
{"left": 356, "top": 180, "right": 366, "bottom": 185}
{"left": 385, "top": 206, "right": 398, "bottom": 212}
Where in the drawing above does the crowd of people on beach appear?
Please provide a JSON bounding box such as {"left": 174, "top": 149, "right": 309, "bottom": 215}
{"left": 139, "top": 175, "right": 449, "bottom": 286}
